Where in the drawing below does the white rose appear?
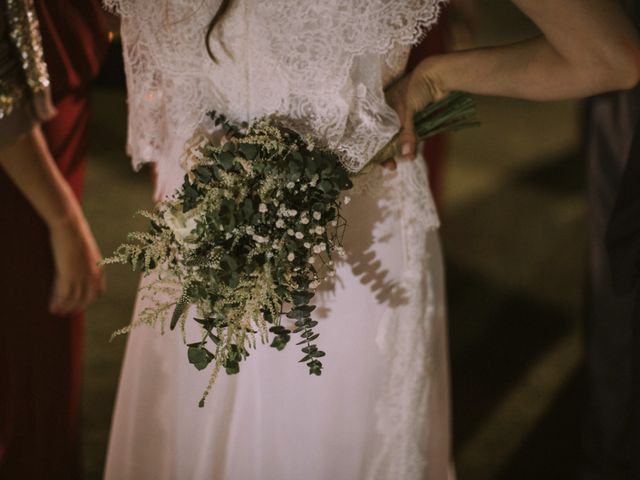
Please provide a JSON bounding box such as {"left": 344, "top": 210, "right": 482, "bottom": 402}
{"left": 163, "top": 205, "right": 201, "bottom": 244}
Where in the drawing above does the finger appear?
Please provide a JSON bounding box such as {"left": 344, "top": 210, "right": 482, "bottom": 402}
{"left": 83, "top": 268, "right": 105, "bottom": 309}
{"left": 396, "top": 102, "right": 417, "bottom": 160}
{"left": 50, "top": 278, "right": 73, "bottom": 315}
{"left": 49, "top": 278, "right": 64, "bottom": 315}
{"left": 381, "top": 159, "right": 397, "bottom": 171}
{"left": 81, "top": 273, "right": 101, "bottom": 312}
{"left": 75, "top": 281, "right": 91, "bottom": 313}
{"left": 62, "top": 280, "right": 84, "bottom": 315}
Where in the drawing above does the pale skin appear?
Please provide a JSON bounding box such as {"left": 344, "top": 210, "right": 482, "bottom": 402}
{"left": 384, "top": 0, "right": 640, "bottom": 169}
{"left": 0, "top": 126, "right": 104, "bottom": 315}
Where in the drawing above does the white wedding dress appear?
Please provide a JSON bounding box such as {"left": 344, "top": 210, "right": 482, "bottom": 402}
{"left": 104, "top": 1, "right": 454, "bottom": 479}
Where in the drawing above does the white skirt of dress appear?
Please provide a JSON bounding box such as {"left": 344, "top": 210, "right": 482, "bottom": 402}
{"left": 104, "top": 157, "right": 453, "bottom": 480}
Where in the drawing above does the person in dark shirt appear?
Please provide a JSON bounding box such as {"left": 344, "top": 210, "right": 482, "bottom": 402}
{"left": 583, "top": 1, "right": 640, "bottom": 478}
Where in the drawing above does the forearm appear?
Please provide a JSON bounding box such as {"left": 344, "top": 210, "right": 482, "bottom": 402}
{"left": 423, "top": 0, "right": 640, "bottom": 101}
{"left": 0, "top": 126, "right": 80, "bottom": 229}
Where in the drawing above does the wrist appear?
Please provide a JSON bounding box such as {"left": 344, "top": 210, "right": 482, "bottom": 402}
{"left": 44, "top": 187, "right": 83, "bottom": 232}
{"left": 416, "top": 55, "right": 453, "bottom": 100}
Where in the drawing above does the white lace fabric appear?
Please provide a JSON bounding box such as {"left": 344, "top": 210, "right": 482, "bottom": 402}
{"left": 105, "top": 0, "right": 446, "bottom": 188}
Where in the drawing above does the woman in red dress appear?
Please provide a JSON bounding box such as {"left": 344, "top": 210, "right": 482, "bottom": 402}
{"left": 0, "top": 2, "right": 107, "bottom": 478}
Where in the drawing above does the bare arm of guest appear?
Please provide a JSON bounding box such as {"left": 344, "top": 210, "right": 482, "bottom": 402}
{"left": 387, "top": 0, "right": 640, "bottom": 164}
{"left": 0, "top": 126, "right": 104, "bottom": 315}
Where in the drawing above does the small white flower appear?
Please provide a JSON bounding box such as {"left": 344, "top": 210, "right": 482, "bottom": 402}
{"left": 304, "top": 242, "right": 311, "bottom": 249}
{"left": 266, "top": 252, "right": 273, "bottom": 259}
{"left": 287, "top": 229, "right": 294, "bottom": 236}
{"left": 312, "top": 242, "right": 327, "bottom": 254}
{"left": 330, "top": 220, "right": 338, "bottom": 227}
{"left": 301, "top": 217, "right": 309, "bottom": 225}
{"left": 253, "top": 234, "right": 268, "bottom": 244}
{"left": 259, "top": 203, "right": 268, "bottom": 213}
{"left": 301, "top": 185, "right": 308, "bottom": 192}
{"left": 313, "top": 211, "right": 322, "bottom": 220}
{"left": 336, "top": 246, "right": 346, "bottom": 258}
{"left": 286, "top": 182, "right": 295, "bottom": 189}
{"left": 225, "top": 232, "right": 233, "bottom": 240}
{"left": 315, "top": 226, "right": 325, "bottom": 235}
{"left": 287, "top": 252, "right": 295, "bottom": 261}
{"left": 308, "top": 257, "right": 316, "bottom": 264}
{"left": 276, "top": 219, "right": 285, "bottom": 229}
{"left": 343, "top": 196, "right": 351, "bottom": 205}
{"left": 289, "top": 209, "right": 298, "bottom": 217}
{"left": 295, "top": 232, "right": 304, "bottom": 240}
{"left": 246, "top": 226, "right": 255, "bottom": 235}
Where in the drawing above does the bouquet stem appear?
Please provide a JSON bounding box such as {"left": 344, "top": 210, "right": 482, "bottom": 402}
{"left": 371, "top": 91, "right": 479, "bottom": 164}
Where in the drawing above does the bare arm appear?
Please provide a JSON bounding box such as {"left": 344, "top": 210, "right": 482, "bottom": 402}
{"left": 389, "top": 0, "right": 640, "bottom": 162}
{"left": 0, "top": 126, "right": 104, "bottom": 315}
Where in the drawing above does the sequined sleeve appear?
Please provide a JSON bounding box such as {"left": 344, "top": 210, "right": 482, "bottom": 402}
{"left": 0, "top": 0, "right": 54, "bottom": 149}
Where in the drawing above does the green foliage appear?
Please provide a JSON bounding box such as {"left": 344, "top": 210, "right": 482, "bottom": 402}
{"left": 104, "top": 115, "right": 352, "bottom": 405}
{"left": 188, "top": 344, "right": 214, "bottom": 371}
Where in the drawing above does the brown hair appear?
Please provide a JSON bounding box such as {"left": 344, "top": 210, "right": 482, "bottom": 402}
{"left": 206, "top": 0, "right": 232, "bottom": 62}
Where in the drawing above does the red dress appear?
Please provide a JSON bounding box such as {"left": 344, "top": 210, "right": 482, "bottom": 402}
{"left": 0, "top": 2, "right": 107, "bottom": 479}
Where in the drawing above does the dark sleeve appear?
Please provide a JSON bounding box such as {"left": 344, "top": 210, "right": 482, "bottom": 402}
{"left": 0, "top": 4, "right": 38, "bottom": 149}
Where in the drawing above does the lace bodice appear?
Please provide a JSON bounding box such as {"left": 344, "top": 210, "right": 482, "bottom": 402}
{"left": 106, "top": 0, "right": 446, "bottom": 195}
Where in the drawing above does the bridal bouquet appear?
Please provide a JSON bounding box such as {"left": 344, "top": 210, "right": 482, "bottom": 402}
{"left": 104, "top": 92, "right": 478, "bottom": 405}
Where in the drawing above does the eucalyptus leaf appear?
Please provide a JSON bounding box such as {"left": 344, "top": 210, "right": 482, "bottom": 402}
{"left": 188, "top": 346, "right": 213, "bottom": 371}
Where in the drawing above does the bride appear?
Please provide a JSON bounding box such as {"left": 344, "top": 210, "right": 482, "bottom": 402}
{"left": 103, "top": 1, "right": 638, "bottom": 479}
